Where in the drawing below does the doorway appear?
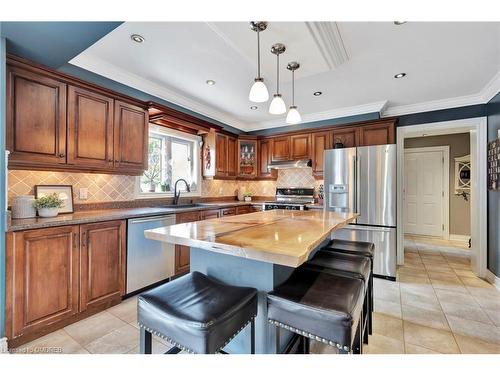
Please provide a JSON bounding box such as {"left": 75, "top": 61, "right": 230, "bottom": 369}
{"left": 396, "top": 117, "right": 488, "bottom": 278}
{"left": 404, "top": 146, "right": 449, "bottom": 238}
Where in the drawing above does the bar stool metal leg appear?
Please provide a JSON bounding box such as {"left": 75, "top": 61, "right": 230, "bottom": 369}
{"left": 250, "top": 320, "right": 255, "bottom": 354}
{"left": 140, "top": 327, "right": 152, "bottom": 354}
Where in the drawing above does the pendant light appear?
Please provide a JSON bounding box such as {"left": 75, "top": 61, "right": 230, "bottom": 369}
{"left": 286, "top": 61, "right": 302, "bottom": 124}
{"left": 249, "top": 22, "right": 269, "bottom": 103}
{"left": 269, "top": 43, "right": 287, "bottom": 115}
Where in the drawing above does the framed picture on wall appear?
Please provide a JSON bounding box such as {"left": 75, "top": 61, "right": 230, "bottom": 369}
{"left": 34, "top": 185, "right": 74, "bottom": 214}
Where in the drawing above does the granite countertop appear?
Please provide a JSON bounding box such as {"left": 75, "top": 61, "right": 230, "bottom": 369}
{"left": 144, "top": 210, "right": 358, "bottom": 268}
{"left": 7, "top": 201, "right": 266, "bottom": 232}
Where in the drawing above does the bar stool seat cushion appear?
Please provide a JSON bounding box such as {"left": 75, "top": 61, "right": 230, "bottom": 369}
{"left": 306, "top": 251, "right": 371, "bottom": 282}
{"left": 267, "top": 268, "right": 364, "bottom": 350}
{"left": 325, "top": 239, "right": 375, "bottom": 258}
{"left": 138, "top": 271, "right": 257, "bottom": 353}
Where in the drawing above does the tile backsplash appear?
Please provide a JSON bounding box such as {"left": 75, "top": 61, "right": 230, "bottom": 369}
{"left": 8, "top": 168, "right": 323, "bottom": 206}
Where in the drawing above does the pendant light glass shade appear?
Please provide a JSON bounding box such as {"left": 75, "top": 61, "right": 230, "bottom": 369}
{"left": 286, "top": 106, "right": 302, "bottom": 124}
{"left": 249, "top": 78, "right": 269, "bottom": 102}
{"left": 269, "top": 94, "right": 286, "bottom": 115}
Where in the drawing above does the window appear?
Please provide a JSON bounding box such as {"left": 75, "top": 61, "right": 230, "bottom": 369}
{"left": 136, "top": 125, "right": 201, "bottom": 197}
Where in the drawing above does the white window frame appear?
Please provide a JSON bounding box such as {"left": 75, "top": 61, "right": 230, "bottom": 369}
{"left": 135, "top": 124, "right": 202, "bottom": 199}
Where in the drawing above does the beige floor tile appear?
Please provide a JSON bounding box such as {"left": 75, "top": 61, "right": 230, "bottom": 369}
{"left": 425, "top": 267, "right": 455, "bottom": 277}
{"left": 484, "top": 308, "right": 500, "bottom": 327}
{"left": 429, "top": 273, "right": 462, "bottom": 284}
{"left": 85, "top": 324, "right": 139, "bottom": 354}
{"left": 421, "top": 258, "right": 448, "bottom": 266}
{"left": 13, "top": 329, "right": 87, "bottom": 354}
{"left": 398, "top": 266, "right": 428, "bottom": 277}
{"left": 404, "top": 343, "right": 440, "bottom": 354}
{"left": 459, "top": 276, "right": 495, "bottom": 289}
{"left": 448, "top": 262, "right": 472, "bottom": 270}
{"left": 446, "top": 315, "right": 500, "bottom": 345}
{"left": 444, "top": 255, "right": 470, "bottom": 265}
{"left": 374, "top": 298, "right": 402, "bottom": 319}
{"left": 452, "top": 269, "right": 477, "bottom": 278}
{"left": 471, "top": 293, "right": 500, "bottom": 310}
{"left": 402, "top": 304, "right": 449, "bottom": 330}
{"left": 373, "top": 279, "right": 401, "bottom": 302}
{"left": 372, "top": 312, "right": 404, "bottom": 341}
{"left": 126, "top": 338, "right": 170, "bottom": 354}
{"left": 454, "top": 334, "right": 500, "bottom": 354}
{"left": 363, "top": 333, "right": 405, "bottom": 354}
{"left": 107, "top": 297, "right": 138, "bottom": 323}
{"left": 434, "top": 289, "right": 479, "bottom": 306}
{"left": 403, "top": 321, "right": 459, "bottom": 354}
{"left": 64, "top": 311, "right": 127, "bottom": 347}
{"left": 431, "top": 279, "right": 468, "bottom": 294}
{"left": 398, "top": 274, "right": 431, "bottom": 285}
{"left": 441, "top": 301, "right": 492, "bottom": 324}
{"left": 401, "top": 290, "right": 442, "bottom": 312}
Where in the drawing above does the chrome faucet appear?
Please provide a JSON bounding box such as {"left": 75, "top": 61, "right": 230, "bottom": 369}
{"left": 173, "top": 179, "right": 191, "bottom": 205}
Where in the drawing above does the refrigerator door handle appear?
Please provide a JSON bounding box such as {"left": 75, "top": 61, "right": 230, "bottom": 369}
{"left": 353, "top": 155, "right": 357, "bottom": 214}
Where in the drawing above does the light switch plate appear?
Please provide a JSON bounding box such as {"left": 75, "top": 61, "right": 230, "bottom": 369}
{"left": 79, "top": 188, "right": 88, "bottom": 200}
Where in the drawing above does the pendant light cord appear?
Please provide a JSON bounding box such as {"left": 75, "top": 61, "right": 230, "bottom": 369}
{"left": 292, "top": 70, "right": 295, "bottom": 106}
{"left": 276, "top": 53, "right": 280, "bottom": 94}
{"left": 257, "top": 31, "right": 261, "bottom": 78}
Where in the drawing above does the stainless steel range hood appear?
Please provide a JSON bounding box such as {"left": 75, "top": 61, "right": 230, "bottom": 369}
{"left": 267, "top": 159, "right": 312, "bottom": 170}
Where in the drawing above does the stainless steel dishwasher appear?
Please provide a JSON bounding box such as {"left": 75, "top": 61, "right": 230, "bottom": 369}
{"left": 126, "top": 215, "right": 176, "bottom": 294}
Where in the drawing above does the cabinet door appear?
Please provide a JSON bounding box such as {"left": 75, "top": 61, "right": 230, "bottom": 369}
{"left": 290, "top": 134, "right": 311, "bottom": 160}
{"left": 227, "top": 136, "right": 238, "bottom": 177}
{"left": 201, "top": 209, "right": 220, "bottom": 219}
{"left": 67, "top": 86, "right": 114, "bottom": 169}
{"left": 258, "top": 139, "right": 277, "bottom": 179}
{"left": 175, "top": 211, "right": 201, "bottom": 275}
{"left": 236, "top": 206, "right": 252, "bottom": 215}
{"left": 79, "top": 221, "right": 126, "bottom": 312}
{"left": 7, "top": 226, "right": 79, "bottom": 339}
{"left": 215, "top": 134, "right": 228, "bottom": 176}
{"left": 332, "top": 128, "right": 359, "bottom": 148}
{"left": 113, "top": 100, "right": 149, "bottom": 173}
{"left": 220, "top": 207, "right": 236, "bottom": 216}
{"left": 359, "top": 122, "right": 395, "bottom": 146}
{"left": 272, "top": 136, "right": 291, "bottom": 161}
{"left": 6, "top": 66, "right": 67, "bottom": 167}
{"left": 312, "top": 131, "right": 332, "bottom": 176}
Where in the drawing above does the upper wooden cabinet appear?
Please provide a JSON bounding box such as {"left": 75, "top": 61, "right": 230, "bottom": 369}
{"left": 332, "top": 127, "right": 359, "bottom": 148}
{"left": 271, "top": 136, "right": 291, "bottom": 161}
{"left": 113, "top": 100, "right": 149, "bottom": 173}
{"left": 6, "top": 57, "right": 149, "bottom": 175}
{"left": 311, "top": 131, "right": 332, "bottom": 176}
{"left": 290, "top": 134, "right": 311, "bottom": 160}
{"left": 215, "top": 133, "right": 228, "bottom": 177}
{"left": 67, "top": 85, "right": 114, "bottom": 169}
{"left": 227, "top": 136, "right": 238, "bottom": 177}
{"left": 258, "top": 139, "right": 277, "bottom": 179}
{"left": 6, "top": 65, "right": 68, "bottom": 167}
{"left": 358, "top": 122, "right": 395, "bottom": 146}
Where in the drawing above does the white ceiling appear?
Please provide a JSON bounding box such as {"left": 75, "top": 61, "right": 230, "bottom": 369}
{"left": 71, "top": 21, "right": 500, "bottom": 131}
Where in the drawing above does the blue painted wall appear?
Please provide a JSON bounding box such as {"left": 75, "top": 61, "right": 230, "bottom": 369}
{"left": 397, "top": 104, "right": 487, "bottom": 127}
{"left": 487, "top": 92, "right": 500, "bottom": 277}
{"left": 0, "top": 33, "right": 7, "bottom": 337}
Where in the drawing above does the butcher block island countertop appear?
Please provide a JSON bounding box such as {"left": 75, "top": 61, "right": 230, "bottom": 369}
{"left": 144, "top": 209, "right": 358, "bottom": 268}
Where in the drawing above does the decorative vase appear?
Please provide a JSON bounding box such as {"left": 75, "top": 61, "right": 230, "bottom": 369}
{"left": 237, "top": 188, "right": 245, "bottom": 201}
{"left": 38, "top": 207, "right": 59, "bottom": 218}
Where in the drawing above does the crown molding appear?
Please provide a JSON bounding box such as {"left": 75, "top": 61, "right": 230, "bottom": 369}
{"left": 382, "top": 70, "right": 500, "bottom": 117}
{"left": 247, "top": 100, "right": 387, "bottom": 131}
{"left": 69, "top": 53, "right": 251, "bottom": 130}
{"left": 305, "top": 22, "right": 349, "bottom": 70}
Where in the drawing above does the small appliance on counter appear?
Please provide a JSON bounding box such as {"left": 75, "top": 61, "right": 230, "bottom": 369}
{"left": 263, "top": 187, "right": 315, "bottom": 211}
{"left": 12, "top": 195, "right": 36, "bottom": 219}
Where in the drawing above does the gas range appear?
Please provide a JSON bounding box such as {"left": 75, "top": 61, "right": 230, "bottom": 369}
{"left": 263, "top": 187, "right": 315, "bottom": 211}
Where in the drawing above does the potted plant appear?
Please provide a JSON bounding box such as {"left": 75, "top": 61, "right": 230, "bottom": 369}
{"left": 33, "top": 193, "right": 64, "bottom": 218}
{"left": 160, "top": 182, "right": 170, "bottom": 192}
{"left": 243, "top": 192, "right": 253, "bottom": 202}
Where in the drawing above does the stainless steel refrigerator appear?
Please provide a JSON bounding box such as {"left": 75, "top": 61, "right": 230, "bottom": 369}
{"left": 324, "top": 144, "right": 397, "bottom": 279}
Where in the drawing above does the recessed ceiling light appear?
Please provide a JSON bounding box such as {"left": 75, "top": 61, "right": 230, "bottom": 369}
{"left": 250, "top": 106, "right": 258, "bottom": 110}
{"left": 313, "top": 91, "right": 322, "bottom": 96}
{"left": 394, "top": 73, "right": 406, "bottom": 79}
{"left": 206, "top": 80, "right": 216, "bottom": 86}
{"left": 130, "top": 34, "right": 145, "bottom": 43}
{"left": 394, "top": 21, "right": 407, "bottom": 25}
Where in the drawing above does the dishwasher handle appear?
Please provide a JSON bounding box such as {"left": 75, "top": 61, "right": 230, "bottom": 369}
{"left": 129, "top": 215, "right": 175, "bottom": 224}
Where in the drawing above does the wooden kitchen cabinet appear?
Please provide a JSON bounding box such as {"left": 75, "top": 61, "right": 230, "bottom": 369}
{"left": 6, "top": 65, "right": 68, "bottom": 168}
{"left": 235, "top": 206, "right": 252, "bottom": 215}
{"left": 6, "top": 226, "right": 79, "bottom": 343}
{"left": 201, "top": 209, "right": 220, "bottom": 219}
{"left": 113, "top": 100, "right": 149, "bottom": 173}
{"left": 358, "top": 122, "right": 395, "bottom": 146}
{"left": 220, "top": 207, "right": 236, "bottom": 216}
{"left": 271, "top": 136, "right": 291, "bottom": 161}
{"left": 332, "top": 127, "right": 359, "bottom": 148}
{"left": 238, "top": 139, "right": 258, "bottom": 178}
{"left": 257, "top": 139, "right": 277, "bottom": 179}
{"left": 174, "top": 211, "right": 201, "bottom": 275}
{"left": 311, "top": 131, "right": 332, "bottom": 177}
{"left": 79, "top": 221, "right": 126, "bottom": 313}
{"left": 67, "top": 85, "right": 114, "bottom": 169}
{"left": 290, "top": 134, "right": 311, "bottom": 160}
{"left": 227, "top": 136, "right": 238, "bottom": 177}
{"left": 215, "top": 133, "right": 228, "bottom": 177}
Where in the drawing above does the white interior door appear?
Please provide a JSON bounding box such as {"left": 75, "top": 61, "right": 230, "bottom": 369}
{"left": 404, "top": 148, "right": 448, "bottom": 238}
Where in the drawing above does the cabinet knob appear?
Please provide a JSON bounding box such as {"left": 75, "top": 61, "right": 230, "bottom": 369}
{"left": 59, "top": 153, "right": 65, "bottom": 158}
{"left": 108, "top": 159, "right": 113, "bottom": 163}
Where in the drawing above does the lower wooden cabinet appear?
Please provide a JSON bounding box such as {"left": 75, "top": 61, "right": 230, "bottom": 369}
{"left": 79, "top": 221, "right": 126, "bottom": 313}
{"left": 174, "top": 211, "right": 201, "bottom": 275}
{"left": 5, "top": 221, "right": 126, "bottom": 347}
{"left": 235, "top": 206, "right": 252, "bottom": 215}
{"left": 220, "top": 207, "right": 236, "bottom": 216}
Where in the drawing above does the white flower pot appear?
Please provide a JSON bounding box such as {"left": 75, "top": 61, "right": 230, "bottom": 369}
{"left": 244, "top": 196, "right": 252, "bottom": 202}
{"left": 38, "top": 207, "right": 59, "bottom": 218}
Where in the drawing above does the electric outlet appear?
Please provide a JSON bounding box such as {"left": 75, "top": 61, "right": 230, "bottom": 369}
{"left": 79, "top": 188, "right": 88, "bottom": 200}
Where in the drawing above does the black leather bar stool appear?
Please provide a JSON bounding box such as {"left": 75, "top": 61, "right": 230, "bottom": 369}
{"left": 321, "top": 239, "right": 375, "bottom": 334}
{"left": 267, "top": 267, "right": 365, "bottom": 354}
{"left": 305, "top": 250, "right": 372, "bottom": 345}
{"left": 138, "top": 271, "right": 258, "bottom": 354}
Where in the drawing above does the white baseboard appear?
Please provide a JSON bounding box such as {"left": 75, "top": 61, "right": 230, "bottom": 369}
{"left": 0, "top": 337, "right": 8, "bottom": 354}
{"left": 486, "top": 270, "right": 500, "bottom": 292}
{"left": 449, "top": 234, "right": 470, "bottom": 245}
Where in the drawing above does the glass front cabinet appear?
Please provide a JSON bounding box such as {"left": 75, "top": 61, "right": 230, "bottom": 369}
{"left": 238, "top": 139, "right": 258, "bottom": 178}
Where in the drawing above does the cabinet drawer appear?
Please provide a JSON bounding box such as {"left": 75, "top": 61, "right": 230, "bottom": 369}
{"left": 176, "top": 211, "right": 201, "bottom": 223}
{"left": 201, "top": 209, "right": 220, "bottom": 219}
{"left": 236, "top": 206, "right": 252, "bottom": 215}
{"left": 220, "top": 207, "right": 236, "bottom": 216}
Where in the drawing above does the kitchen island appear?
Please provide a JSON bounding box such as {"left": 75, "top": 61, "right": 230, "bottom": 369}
{"left": 144, "top": 209, "right": 357, "bottom": 354}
